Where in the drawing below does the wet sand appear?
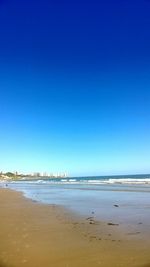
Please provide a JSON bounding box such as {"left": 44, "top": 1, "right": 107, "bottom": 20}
{"left": 0, "top": 188, "right": 150, "bottom": 267}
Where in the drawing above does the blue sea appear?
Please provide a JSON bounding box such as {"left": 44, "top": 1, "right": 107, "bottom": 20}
{"left": 1, "top": 174, "right": 150, "bottom": 226}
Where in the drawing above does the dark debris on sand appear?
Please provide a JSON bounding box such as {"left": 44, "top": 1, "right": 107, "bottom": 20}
{"left": 107, "top": 222, "right": 119, "bottom": 226}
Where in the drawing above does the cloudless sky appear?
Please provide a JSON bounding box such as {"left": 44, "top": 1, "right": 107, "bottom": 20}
{"left": 0, "top": 0, "right": 150, "bottom": 176}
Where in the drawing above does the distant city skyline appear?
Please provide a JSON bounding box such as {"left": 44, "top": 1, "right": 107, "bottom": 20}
{"left": 0, "top": 0, "right": 150, "bottom": 176}
{"left": 0, "top": 170, "right": 68, "bottom": 178}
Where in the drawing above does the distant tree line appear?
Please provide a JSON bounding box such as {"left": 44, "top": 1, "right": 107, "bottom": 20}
{"left": 5, "top": 172, "right": 15, "bottom": 177}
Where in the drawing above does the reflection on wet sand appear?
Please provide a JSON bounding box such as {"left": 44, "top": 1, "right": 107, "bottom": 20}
{"left": 0, "top": 189, "right": 150, "bottom": 267}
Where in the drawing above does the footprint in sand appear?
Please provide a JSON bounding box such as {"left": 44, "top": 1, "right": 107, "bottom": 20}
{"left": 22, "top": 259, "right": 28, "bottom": 264}
{"left": 22, "top": 233, "right": 28, "bottom": 239}
{"left": 25, "top": 244, "right": 30, "bottom": 249}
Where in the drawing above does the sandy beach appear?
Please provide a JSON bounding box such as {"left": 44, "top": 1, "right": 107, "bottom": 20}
{"left": 0, "top": 188, "right": 150, "bottom": 267}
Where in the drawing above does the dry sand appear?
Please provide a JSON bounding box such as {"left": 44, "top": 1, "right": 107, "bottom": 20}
{"left": 0, "top": 188, "right": 150, "bottom": 267}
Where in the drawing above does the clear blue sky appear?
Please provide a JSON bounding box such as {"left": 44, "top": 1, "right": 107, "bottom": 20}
{"left": 0, "top": 0, "right": 150, "bottom": 176}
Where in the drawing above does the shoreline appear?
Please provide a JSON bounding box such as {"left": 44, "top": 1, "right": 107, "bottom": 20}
{"left": 0, "top": 188, "right": 150, "bottom": 267}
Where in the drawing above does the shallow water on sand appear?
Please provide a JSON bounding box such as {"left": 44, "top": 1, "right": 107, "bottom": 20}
{"left": 2, "top": 178, "right": 150, "bottom": 228}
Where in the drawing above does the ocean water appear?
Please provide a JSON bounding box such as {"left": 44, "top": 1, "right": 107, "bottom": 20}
{"left": 1, "top": 174, "right": 150, "bottom": 225}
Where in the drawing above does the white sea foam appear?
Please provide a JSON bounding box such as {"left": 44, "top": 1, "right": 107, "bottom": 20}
{"left": 61, "top": 178, "right": 150, "bottom": 185}
{"left": 106, "top": 178, "right": 150, "bottom": 184}
{"left": 87, "top": 180, "right": 104, "bottom": 184}
{"left": 7, "top": 177, "right": 150, "bottom": 186}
